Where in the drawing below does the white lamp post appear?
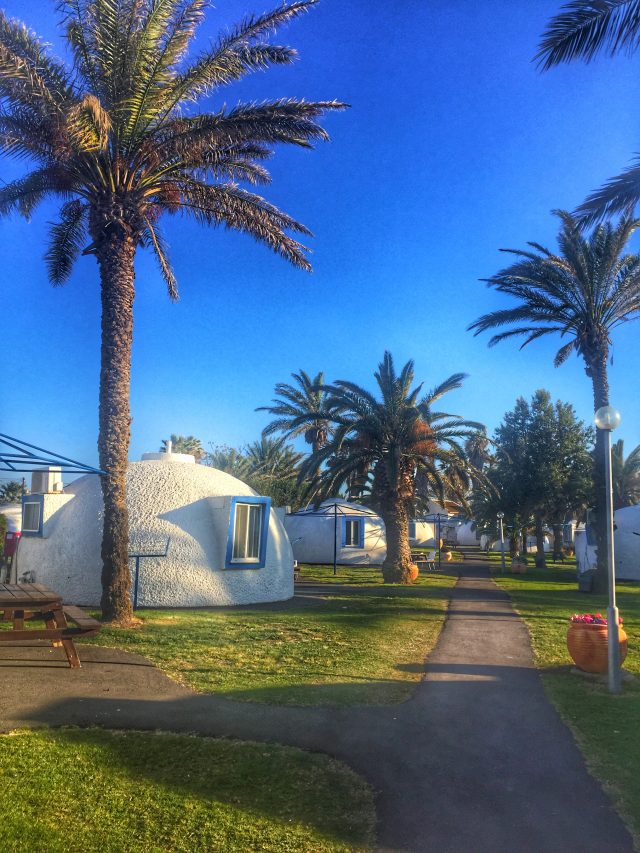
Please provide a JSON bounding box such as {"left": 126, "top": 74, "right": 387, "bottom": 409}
{"left": 594, "top": 404, "right": 622, "bottom": 694}
{"left": 497, "top": 511, "right": 506, "bottom": 573}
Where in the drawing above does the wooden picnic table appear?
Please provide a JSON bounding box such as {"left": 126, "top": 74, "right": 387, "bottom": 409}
{"left": 0, "top": 583, "right": 101, "bottom": 668}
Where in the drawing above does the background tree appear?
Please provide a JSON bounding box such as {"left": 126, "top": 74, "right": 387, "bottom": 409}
{"left": 300, "top": 352, "right": 481, "bottom": 583}
{"left": 204, "top": 445, "right": 250, "bottom": 479}
{"left": 257, "top": 370, "right": 334, "bottom": 454}
{"left": 537, "top": 0, "right": 640, "bottom": 222}
{"left": 469, "top": 211, "right": 640, "bottom": 588}
{"left": 611, "top": 439, "right": 640, "bottom": 509}
{"left": 0, "top": 481, "right": 27, "bottom": 504}
{"left": 0, "top": 1, "right": 344, "bottom": 622}
{"left": 160, "top": 434, "right": 205, "bottom": 461}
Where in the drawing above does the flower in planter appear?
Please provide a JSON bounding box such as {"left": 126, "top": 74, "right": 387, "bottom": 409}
{"left": 569, "top": 613, "right": 623, "bottom": 625}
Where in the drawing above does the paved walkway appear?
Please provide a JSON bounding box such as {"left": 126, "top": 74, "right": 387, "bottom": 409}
{"left": 0, "top": 561, "right": 634, "bottom": 852}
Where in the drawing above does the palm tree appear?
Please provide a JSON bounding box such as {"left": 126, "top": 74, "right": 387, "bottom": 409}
{"left": 257, "top": 370, "right": 333, "bottom": 453}
{"left": 612, "top": 439, "right": 640, "bottom": 509}
{"left": 204, "top": 445, "right": 250, "bottom": 479}
{"left": 0, "top": 2, "right": 344, "bottom": 622}
{"left": 300, "top": 352, "right": 481, "bottom": 583}
{"left": 160, "top": 434, "right": 205, "bottom": 461}
{"left": 245, "top": 437, "right": 303, "bottom": 480}
{"left": 469, "top": 210, "right": 640, "bottom": 590}
{"left": 536, "top": 0, "right": 640, "bottom": 223}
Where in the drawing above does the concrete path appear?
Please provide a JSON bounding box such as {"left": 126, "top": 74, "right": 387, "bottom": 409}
{"left": 0, "top": 561, "right": 634, "bottom": 852}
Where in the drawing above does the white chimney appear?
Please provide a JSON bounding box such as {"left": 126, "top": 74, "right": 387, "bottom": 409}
{"left": 31, "top": 467, "right": 63, "bottom": 494}
{"left": 166, "top": 439, "right": 172, "bottom": 455}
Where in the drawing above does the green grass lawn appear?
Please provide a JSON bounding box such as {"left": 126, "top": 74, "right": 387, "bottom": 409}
{"left": 493, "top": 566, "right": 640, "bottom": 843}
{"left": 83, "top": 568, "right": 453, "bottom": 706}
{"left": 0, "top": 728, "right": 375, "bottom": 852}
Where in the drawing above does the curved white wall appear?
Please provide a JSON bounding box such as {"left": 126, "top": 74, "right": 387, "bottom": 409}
{"left": 613, "top": 504, "right": 640, "bottom": 581}
{"left": 17, "top": 461, "right": 293, "bottom": 607}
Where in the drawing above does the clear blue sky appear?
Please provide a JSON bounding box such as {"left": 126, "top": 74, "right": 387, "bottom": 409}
{"left": 2, "top": 0, "right": 640, "bottom": 482}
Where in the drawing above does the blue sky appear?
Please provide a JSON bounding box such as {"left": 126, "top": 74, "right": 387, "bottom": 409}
{"left": 2, "top": 0, "right": 640, "bottom": 482}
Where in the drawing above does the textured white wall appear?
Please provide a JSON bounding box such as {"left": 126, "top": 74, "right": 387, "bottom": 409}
{"left": 17, "top": 461, "right": 294, "bottom": 607}
{"left": 613, "top": 505, "right": 640, "bottom": 581}
{"left": 409, "top": 521, "right": 436, "bottom": 548}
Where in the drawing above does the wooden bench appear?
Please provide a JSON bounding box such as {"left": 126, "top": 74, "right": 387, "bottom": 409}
{"left": 0, "top": 584, "right": 101, "bottom": 669}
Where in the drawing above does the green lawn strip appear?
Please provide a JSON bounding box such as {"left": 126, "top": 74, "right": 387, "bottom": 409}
{"left": 0, "top": 728, "right": 375, "bottom": 853}
{"left": 295, "top": 562, "right": 459, "bottom": 584}
{"left": 494, "top": 568, "right": 640, "bottom": 843}
{"left": 81, "top": 573, "right": 452, "bottom": 706}
{"left": 484, "top": 551, "right": 577, "bottom": 570}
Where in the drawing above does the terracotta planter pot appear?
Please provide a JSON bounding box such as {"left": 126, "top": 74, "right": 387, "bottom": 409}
{"left": 511, "top": 561, "right": 528, "bottom": 574}
{"left": 566, "top": 622, "right": 628, "bottom": 673}
{"left": 408, "top": 563, "right": 420, "bottom": 582}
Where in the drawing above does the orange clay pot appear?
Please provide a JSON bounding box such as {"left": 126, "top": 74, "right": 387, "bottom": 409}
{"left": 408, "top": 563, "right": 420, "bottom": 582}
{"left": 566, "top": 622, "right": 628, "bottom": 673}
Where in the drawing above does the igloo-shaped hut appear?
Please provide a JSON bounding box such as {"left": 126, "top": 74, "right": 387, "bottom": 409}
{"left": 17, "top": 451, "right": 294, "bottom": 607}
{"left": 283, "top": 499, "right": 386, "bottom": 565}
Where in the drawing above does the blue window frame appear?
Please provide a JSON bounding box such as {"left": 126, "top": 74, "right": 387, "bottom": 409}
{"left": 21, "top": 494, "right": 44, "bottom": 537}
{"left": 342, "top": 516, "right": 364, "bottom": 548}
{"left": 225, "top": 497, "right": 271, "bottom": 569}
{"left": 408, "top": 521, "right": 417, "bottom": 541}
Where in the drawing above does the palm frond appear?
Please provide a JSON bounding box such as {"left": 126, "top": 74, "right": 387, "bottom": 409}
{"left": 44, "top": 199, "right": 87, "bottom": 284}
{"left": 536, "top": 0, "right": 640, "bottom": 69}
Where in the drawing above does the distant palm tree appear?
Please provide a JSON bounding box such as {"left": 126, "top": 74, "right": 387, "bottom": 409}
{"left": 205, "top": 445, "right": 250, "bottom": 480}
{"left": 469, "top": 210, "right": 640, "bottom": 590}
{"left": 257, "top": 370, "right": 333, "bottom": 453}
{"left": 245, "top": 437, "right": 303, "bottom": 480}
{"left": 301, "top": 352, "right": 481, "bottom": 583}
{"left": 160, "top": 434, "right": 205, "bottom": 461}
{"left": 0, "top": 1, "right": 344, "bottom": 621}
{"left": 537, "top": 0, "right": 640, "bottom": 223}
{"left": 0, "top": 481, "right": 26, "bottom": 504}
{"left": 612, "top": 439, "right": 640, "bottom": 510}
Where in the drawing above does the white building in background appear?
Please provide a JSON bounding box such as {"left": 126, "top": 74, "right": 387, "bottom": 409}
{"left": 16, "top": 450, "right": 294, "bottom": 607}
{"left": 284, "top": 499, "right": 386, "bottom": 565}
{"left": 610, "top": 504, "right": 640, "bottom": 581}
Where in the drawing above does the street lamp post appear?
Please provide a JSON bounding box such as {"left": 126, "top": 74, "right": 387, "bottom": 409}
{"left": 594, "top": 404, "right": 622, "bottom": 694}
{"left": 497, "top": 512, "right": 506, "bottom": 574}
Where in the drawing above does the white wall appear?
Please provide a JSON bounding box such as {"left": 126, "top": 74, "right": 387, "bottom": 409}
{"left": 17, "top": 461, "right": 294, "bottom": 607}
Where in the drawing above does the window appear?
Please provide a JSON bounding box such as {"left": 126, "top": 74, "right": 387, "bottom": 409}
{"left": 343, "top": 517, "right": 364, "bottom": 548}
{"left": 22, "top": 495, "right": 44, "bottom": 536}
{"left": 409, "top": 522, "right": 417, "bottom": 541}
{"left": 225, "top": 497, "right": 270, "bottom": 568}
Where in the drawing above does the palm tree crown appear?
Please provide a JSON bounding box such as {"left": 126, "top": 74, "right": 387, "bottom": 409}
{"left": 257, "top": 370, "right": 333, "bottom": 453}
{"left": 612, "top": 439, "right": 640, "bottom": 509}
{"left": 0, "top": 1, "right": 345, "bottom": 281}
{"left": 468, "top": 211, "right": 640, "bottom": 409}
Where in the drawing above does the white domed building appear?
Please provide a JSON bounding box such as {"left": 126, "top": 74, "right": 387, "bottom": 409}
{"left": 16, "top": 450, "right": 294, "bottom": 607}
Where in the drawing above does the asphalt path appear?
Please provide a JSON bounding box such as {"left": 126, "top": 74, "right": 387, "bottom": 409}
{"left": 0, "top": 560, "right": 634, "bottom": 852}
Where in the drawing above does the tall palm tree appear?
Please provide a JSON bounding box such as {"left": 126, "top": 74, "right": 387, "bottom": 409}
{"left": 537, "top": 0, "right": 640, "bottom": 223}
{"left": 300, "top": 352, "right": 481, "bottom": 583}
{"left": 257, "top": 370, "right": 333, "bottom": 453}
{"left": 611, "top": 439, "right": 640, "bottom": 509}
{"left": 0, "top": 1, "right": 344, "bottom": 622}
{"left": 469, "top": 210, "right": 640, "bottom": 590}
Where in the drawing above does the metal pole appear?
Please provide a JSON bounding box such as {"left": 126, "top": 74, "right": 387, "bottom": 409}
{"left": 499, "top": 517, "right": 506, "bottom": 574}
{"left": 133, "top": 556, "right": 141, "bottom": 611}
{"left": 437, "top": 515, "right": 441, "bottom": 570}
{"left": 604, "top": 429, "right": 621, "bottom": 693}
{"left": 333, "top": 503, "right": 338, "bottom": 576}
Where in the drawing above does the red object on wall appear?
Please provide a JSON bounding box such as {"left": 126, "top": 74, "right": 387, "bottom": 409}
{"left": 3, "top": 531, "right": 21, "bottom": 557}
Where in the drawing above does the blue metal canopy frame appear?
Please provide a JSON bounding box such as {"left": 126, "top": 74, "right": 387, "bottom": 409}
{"left": 0, "top": 433, "right": 104, "bottom": 475}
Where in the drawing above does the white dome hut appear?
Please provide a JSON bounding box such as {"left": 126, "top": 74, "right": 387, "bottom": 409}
{"left": 17, "top": 452, "right": 294, "bottom": 607}
{"left": 613, "top": 504, "right": 640, "bottom": 581}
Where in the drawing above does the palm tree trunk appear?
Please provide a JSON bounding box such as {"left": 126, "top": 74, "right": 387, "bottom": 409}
{"left": 95, "top": 225, "right": 136, "bottom": 623}
{"left": 552, "top": 522, "right": 564, "bottom": 561}
{"left": 587, "top": 349, "right": 610, "bottom": 595}
{"left": 380, "top": 498, "right": 414, "bottom": 583}
{"left": 534, "top": 513, "right": 546, "bottom": 568}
